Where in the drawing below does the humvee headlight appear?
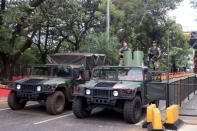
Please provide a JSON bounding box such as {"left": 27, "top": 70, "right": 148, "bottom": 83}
{"left": 36, "top": 86, "right": 41, "bottom": 92}
{"left": 16, "top": 84, "right": 21, "bottom": 90}
{"left": 86, "top": 89, "right": 91, "bottom": 95}
{"left": 113, "top": 90, "right": 119, "bottom": 97}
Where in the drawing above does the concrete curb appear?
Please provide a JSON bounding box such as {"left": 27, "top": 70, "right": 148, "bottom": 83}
{"left": 180, "top": 116, "right": 197, "bottom": 125}
{"left": 0, "top": 84, "right": 8, "bottom": 89}
{"left": 0, "top": 97, "right": 7, "bottom": 105}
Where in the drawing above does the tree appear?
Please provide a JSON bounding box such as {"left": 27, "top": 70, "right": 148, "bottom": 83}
{"left": 94, "top": 0, "right": 124, "bottom": 35}
{"left": 56, "top": 0, "right": 101, "bottom": 51}
{"left": 31, "top": 0, "right": 68, "bottom": 63}
{"left": 80, "top": 32, "right": 119, "bottom": 64}
{"left": 112, "top": 0, "right": 183, "bottom": 50}
{"left": 0, "top": 0, "right": 45, "bottom": 79}
{"left": 32, "top": 0, "right": 103, "bottom": 64}
{"left": 170, "top": 47, "right": 191, "bottom": 67}
{"left": 0, "top": 0, "right": 190, "bottom": 78}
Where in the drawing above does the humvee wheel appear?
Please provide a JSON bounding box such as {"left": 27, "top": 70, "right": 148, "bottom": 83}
{"left": 72, "top": 97, "right": 91, "bottom": 118}
{"left": 8, "top": 91, "right": 27, "bottom": 110}
{"left": 46, "top": 91, "right": 65, "bottom": 115}
{"left": 123, "top": 96, "right": 142, "bottom": 124}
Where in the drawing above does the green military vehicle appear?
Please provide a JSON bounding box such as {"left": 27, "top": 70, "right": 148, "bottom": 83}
{"left": 8, "top": 53, "right": 105, "bottom": 115}
{"left": 72, "top": 51, "right": 158, "bottom": 123}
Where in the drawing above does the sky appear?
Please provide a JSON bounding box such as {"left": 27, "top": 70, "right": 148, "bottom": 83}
{"left": 170, "top": 0, "right": 197, "bottom": 32}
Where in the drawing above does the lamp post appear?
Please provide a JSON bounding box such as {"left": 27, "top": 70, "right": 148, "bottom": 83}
{"left": 106, "top": 0, "right": 110, "bottom": 41}
{"left": 166, "top": 32, "right": 172, "bottom": 107}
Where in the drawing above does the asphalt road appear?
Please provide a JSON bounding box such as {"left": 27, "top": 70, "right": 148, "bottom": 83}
{"left": 0, "top": 102, "right": 146, "bottom": 131}
{"left": 0, "top": 100, "right": 197, "bottom": 131}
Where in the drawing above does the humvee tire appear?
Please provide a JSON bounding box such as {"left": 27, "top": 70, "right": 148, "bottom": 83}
{"left": 72, "top": 97, "right": 91, "bottom": 118}
{"left": 8, "top": 91, "right": 27, "bottom": 110}
{"left": 123, "top": 96, "right": 142, "bottom": 124}
{"left": 46, "top": 91, "right": 65, "bottom": 115}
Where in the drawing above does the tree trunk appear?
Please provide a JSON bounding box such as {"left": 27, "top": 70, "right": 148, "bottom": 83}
{"left": 1, "top": 54, "right": 19, "bottom": 80}
{"left": 74, "top": 39, "right": 80, "bottom": 51}
{"left": 1, "top": 57, "right": 11, "bottom": 80}
{"left": 41, "top": 53, "right": 47, "bottom": 64}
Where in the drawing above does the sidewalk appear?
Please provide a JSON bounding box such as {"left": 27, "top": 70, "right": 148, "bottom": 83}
{"left": 0, "top": 96, "right": 7, "bottom": 105}
{"left": 179, "top": 94, "right": 197, "bottom": 127}
{"left": 180, "top": 94, "right": 197, "bottom": 116}
{"left": 180, "top": 124, "right": 197, "bottom": 131}
{"left": 0, "top": 85, "right": 9, "bottom": 105}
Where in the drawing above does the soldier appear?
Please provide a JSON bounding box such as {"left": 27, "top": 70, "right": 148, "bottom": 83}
{"left": 119, "top": 41, "right": 131, "bottom": 66}
{"left": 147, "top": 41, "right": 161, "bottom": 70}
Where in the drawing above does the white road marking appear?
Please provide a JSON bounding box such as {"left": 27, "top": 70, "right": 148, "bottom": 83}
{"left": 0, "top": 103, "right": 39, "bottom": 112}
{"left": 0, "top": 108, "right": 10, "bottom": 111}
{"left": 33, "top": 113, "right": 73, "bottom": 125}
{"left": 135, "top": 120, "right": 144, "bottom": 126}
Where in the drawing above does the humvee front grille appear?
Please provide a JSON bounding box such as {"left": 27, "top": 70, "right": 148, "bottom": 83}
{"left": 21, "top": 85, "right": 37, "bottom": 92}
{"left": 92, "top": 89, "right": 111, "bottom": 97}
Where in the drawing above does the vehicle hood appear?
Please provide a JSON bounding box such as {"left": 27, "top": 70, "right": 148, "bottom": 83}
{"left": 15, "top": 77, "right": 68, "bottom": 85}
{"left": 82, "top": 80, "right": 141, "bottom": 89}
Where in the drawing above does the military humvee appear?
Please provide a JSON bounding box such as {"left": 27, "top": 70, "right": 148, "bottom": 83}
{"left": 72, "top": 51, "right": 158, "bottom": 123}
{"left": 8, "top": 53, "right": 105, "bottom": 115}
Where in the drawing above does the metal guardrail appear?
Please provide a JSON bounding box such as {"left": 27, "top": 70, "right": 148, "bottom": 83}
{"left": 146, "top": 74, "right": 197, "bottom": 107}
{"left": 168, "top": 75, "right": 197, "bottom": 106}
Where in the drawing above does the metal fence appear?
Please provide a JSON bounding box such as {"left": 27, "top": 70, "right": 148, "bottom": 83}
{"left": 168, "top": 75, "right": 197, "bottom": 106}
{"left": 146, "top": 73, "right": 197, "bottom": 107}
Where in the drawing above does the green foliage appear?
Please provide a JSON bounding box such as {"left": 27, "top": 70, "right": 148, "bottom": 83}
{"left": 170, "top": 47, "right": 192, "bottom": 67}
{"left": 1, "top": 78, "right": 9, "bottom": 85}
{"left": 80, "top": 32, "right": 119, "bottom": 65}
{"left": 0, "top": 0, "right": 191, "bottom": 77}
{"left": 18, "top": 45, "right": 38, "bottom": 65}
{"left": 0, "top": 0, "right": 45, "bottom": 78}
{"left": 97, "top": 0, "right": 124, "bottom": 34}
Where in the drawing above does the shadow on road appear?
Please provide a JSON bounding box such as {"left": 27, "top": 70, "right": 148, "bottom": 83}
{"left": 22, "top": 102, "right": 72, "bottom": 115}
{"left": 85, "top": 108, "right": 146, "bottom": 124}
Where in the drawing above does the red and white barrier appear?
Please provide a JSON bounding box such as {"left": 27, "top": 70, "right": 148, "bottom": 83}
{"left": 0, "top": 85, "right": 10, "bottom": 97}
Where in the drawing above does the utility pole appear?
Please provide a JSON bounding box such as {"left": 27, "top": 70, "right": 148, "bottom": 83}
{"left": 166, "top": 32, "right": 171, "bottom": 107}
{"left": 106, "top": 0, "right": 110, "bottom": 41}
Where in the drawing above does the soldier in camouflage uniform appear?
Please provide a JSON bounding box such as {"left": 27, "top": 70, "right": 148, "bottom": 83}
{"left": 119, "top": 41, "right": 131, "bottom": 66}
{"left": 147, "top": 41, "right": 161, "bottom": 70}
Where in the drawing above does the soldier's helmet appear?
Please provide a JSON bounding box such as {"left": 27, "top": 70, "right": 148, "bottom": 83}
{"left": 152, "top": 41, "right": 157, "bottom": 46}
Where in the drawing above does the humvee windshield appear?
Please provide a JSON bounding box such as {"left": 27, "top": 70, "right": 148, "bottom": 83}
{"left": 92, "top": 68, "right": 143, "bottom": 81}
{"left": 31, "top": 66, "right": 73, "bottom": 77}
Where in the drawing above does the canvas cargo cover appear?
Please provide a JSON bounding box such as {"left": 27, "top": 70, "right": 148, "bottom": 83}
{"left": 47, "top": 53, "right": 106, "bottom": 70}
